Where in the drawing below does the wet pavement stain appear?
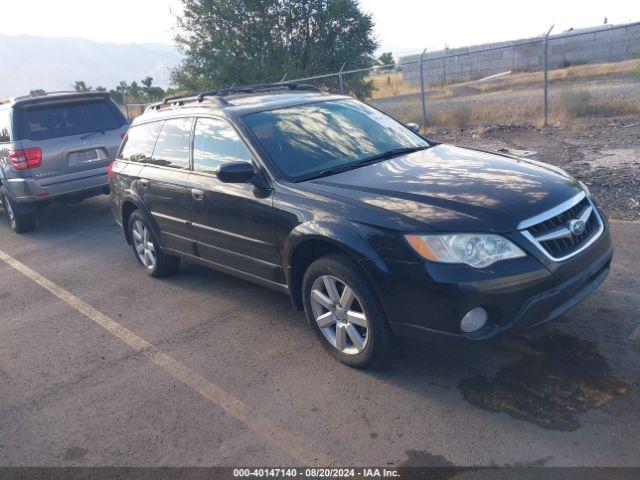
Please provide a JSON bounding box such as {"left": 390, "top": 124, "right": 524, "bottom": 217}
{"left": 401, "top": 451, "right": 473, "bottom": 479}
{"left": 62, "top": 446, "right": 88, "bottom": 462}
{"left": 459, "top": 332, "right": 630, "bottom": 431}
{"left": 401, "top": 450, "right": 453, "bottom": 467}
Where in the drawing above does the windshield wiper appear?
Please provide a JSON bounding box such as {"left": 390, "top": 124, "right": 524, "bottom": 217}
{"left": 305, "top": 145, "right": 430, "bottom": 181}
{"left": 316, "top": 163, "right": 363, "bottom": 178}
{"left": 81, "top": 130, "right": 106, "bottom": 140}
{"left": 356, "top": 146, "right": 429, "bottom": 166}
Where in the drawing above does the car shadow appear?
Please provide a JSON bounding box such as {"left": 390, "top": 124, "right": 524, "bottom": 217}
{"left": 169, "top": 257, "right": 631, "bottom": 433}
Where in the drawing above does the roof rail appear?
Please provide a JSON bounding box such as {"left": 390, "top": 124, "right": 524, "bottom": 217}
{"left": 146, "top": 82, "right": 322, "bottom": 113}
{"left": 157, "top": 82, "right": 320, "bottom": 105}
{"left": 196, "top": 82, "right": 320, "bottom": 102}
{"left": 145, "top": 93, "right": 229, "bottom": 112}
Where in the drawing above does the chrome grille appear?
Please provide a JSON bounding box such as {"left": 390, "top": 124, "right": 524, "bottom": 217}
{"left": 520, "top": 193, "right": 604, "bottom": 261}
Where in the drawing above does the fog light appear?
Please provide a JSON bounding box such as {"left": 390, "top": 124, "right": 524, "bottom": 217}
{"left": 460, "top": 307, "right": 488, "bottom": 333}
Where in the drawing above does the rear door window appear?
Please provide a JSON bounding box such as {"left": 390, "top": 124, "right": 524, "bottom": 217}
{"left": 150, "top": 117, "right": 193, "bottom": 170}
{"left": 118, "top": 121, "right": 163, "bottom": 163}
{"left": 15, "top": 99, "right": 125, "bottom": 141}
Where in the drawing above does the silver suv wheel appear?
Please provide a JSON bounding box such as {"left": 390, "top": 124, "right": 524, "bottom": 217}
{"left": 132, "top": 219, "right": 156, "bottom": 269}
{"left": 310, "top": 275, "right": 369, "bottom": 355}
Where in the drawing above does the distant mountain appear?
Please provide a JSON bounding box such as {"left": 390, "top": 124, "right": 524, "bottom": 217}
{"left": 0, "top": 34, "right": 182, "bottom": 97}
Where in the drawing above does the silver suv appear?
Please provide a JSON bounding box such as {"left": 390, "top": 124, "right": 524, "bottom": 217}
{"left": 0, "top": 91, "right": 128, "bottom": 232}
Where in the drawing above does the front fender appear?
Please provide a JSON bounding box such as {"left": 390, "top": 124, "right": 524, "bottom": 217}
{"left": 282, "top": 219, "right": 395, "bottom": 301}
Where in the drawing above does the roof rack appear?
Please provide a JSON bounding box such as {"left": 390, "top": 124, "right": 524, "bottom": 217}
{"left": 149, "top": 82, "right": 321, "bottom": 111}
{"left": 195, "top": 82, "right": 320, "bottom": 102}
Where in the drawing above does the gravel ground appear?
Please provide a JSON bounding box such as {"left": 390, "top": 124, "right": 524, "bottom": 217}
{"left": 428, "top": 116, "right": 640, "bottom": 221}
{"left": 370, "top": 79, "right": 640, "bottom": 127}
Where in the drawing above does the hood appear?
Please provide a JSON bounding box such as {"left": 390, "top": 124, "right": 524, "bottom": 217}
{"left": 306, "top": 144, "right": 582, "bottom": 232}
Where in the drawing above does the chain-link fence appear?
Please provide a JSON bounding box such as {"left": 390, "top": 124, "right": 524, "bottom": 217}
{"left": 121, "top": 21, "right": 640, "bottom": 152}
{"left": 278, "top": 21, "right": 640, "bottom": 147}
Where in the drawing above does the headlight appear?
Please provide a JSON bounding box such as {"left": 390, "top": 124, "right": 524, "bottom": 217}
{"left": 405, "top": 233, "right": 526, "bottom": 268}
{"left": 578, "top": 180, "right": 591, "bottom": 196}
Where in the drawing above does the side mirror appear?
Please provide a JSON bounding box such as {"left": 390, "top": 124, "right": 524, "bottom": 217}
{"left": 406, "top": 123, "right": 420, "bottom": 133}
{"left": 216, "top": 161, "right": 256, "bottom": 183}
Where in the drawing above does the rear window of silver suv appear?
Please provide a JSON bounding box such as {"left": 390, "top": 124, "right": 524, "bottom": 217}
{"left": 14, "top": 99, "right": 126, "bottom": 141}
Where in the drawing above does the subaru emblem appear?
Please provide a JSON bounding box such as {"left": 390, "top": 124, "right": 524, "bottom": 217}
{"left": 569, "top": 219, "right": 586, "bottom": 236}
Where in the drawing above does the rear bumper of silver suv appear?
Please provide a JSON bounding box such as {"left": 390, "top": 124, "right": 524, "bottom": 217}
{"left": 5, "top": 171, "right": 109, "bottom": 208}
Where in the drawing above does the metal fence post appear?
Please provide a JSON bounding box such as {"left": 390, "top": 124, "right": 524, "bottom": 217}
{"left": 338, "top": 63, "right": 346, "bottom": 94}
{"left": 419, "top": 49, "right": 428, "bottom": 132}
{"left": 543, "top": 24, "right": 554, "bottom": 126}
{"left": 443, "top": 45, "right": 448, "bottom": 86}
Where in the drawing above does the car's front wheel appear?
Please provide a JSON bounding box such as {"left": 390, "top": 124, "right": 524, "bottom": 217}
{"left": 302, "top": 254, "right": 391, "bottom": 368}
{"left": 128, "top": 211, "right": 180, "bottom": 277}
{"left": 0, "top": 189, "right": 36, "bottom": 234}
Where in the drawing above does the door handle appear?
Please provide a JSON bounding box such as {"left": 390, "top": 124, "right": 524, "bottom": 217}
{"left": 139, "top": 179, "right": 149, "bottom": 188}
{"left": 191, "top": 188, "right": 205, "bottom": 201}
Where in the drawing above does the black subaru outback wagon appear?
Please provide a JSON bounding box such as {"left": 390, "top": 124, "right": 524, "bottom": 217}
{"left": 110, "top": 84, "right": 612, "bottom": 367}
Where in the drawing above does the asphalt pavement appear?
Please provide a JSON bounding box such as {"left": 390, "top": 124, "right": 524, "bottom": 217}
{"left": 0, "top": 196, "right": 638, "bottom": 467}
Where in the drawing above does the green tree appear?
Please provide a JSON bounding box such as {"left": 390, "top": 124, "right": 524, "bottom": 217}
{"left": 377, "top": 52, "right": 395, "bottom": 70}
{"left": 95, "top": 86, "right": 107, "bottom": 92}
{"left": 74, "top": 80, "right": 91, "bottom": 92}
{"left": 128, "top": 81, "right": 142, "bottom": 99}
{"left": 172, "top": 0, "right": 377, "bottom": 98}
{"left": 117, "top": 81, "right": 128, "bottom": 100}
{"left": 141, "top": 76, "right": 154, "bottom": 99}
{"left": 30, "top": 89, "right": 46, "bottom": 96}
{"left": 146, "top": 86, "right": 166, "bottom": 101}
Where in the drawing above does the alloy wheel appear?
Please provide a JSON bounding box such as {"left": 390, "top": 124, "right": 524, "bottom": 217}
{"left": 132, "top": 219, "right": 156, "bottom": 269}
{"left": 4, "top": 196, "right": 15, "bottom": 227}
{"left": 310, "top": 275, "right": 369, "bottom": 355}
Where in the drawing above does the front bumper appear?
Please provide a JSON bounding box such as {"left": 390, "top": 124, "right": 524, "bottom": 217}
{"left": 377, "top": 225, "right": 613, "bottom": 341}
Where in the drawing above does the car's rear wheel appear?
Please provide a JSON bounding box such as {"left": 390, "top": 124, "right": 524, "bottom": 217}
{"left": 128, "top": 211, "right": 180, "bottom": 277}
{"left": 302, "top": 254, "right": 391, "bottom": 368}
{"left": 0, "top": 189, "right": 36, "bottom": 234}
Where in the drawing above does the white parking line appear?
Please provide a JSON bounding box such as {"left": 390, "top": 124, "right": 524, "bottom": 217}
{"left": 0, "top": 248, "right": 330, "bottom": 466}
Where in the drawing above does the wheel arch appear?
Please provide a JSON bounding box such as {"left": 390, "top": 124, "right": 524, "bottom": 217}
{"left": 120, "top": 192, "right": 159, "bottom": 246}
{"left": 284, "top": 222, "right": 392, "bottom": 310}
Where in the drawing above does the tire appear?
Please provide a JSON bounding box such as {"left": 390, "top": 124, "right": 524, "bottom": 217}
{"left": 1, "top": 189, "right": 36, "bottom": 234}
{"left": 302, "top": 253, "right": 391, "bottom": 368}
{"left": 127, "top": 210, "right": 180, "bottom": 278}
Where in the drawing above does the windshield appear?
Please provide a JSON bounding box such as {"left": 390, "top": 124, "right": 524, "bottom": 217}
{"left": 243, "top": 99, "right": 429, "bottom": 180}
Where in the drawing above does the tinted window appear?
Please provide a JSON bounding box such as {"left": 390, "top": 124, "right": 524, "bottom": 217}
{"left": 0, "top": 108, "right": 10, "bottom": 142}
{"left": 14, "top": 100, "right": 124, "bottom": 141}
{"left": 150, "top": 118, "right": 192, "bottom": 170}
{"left": 119, "top": 121, "right": 163, "bottom": 163}
{"left": 244, "top": 100, "right": 428, "bottom": 180}
{"left": 193, "top": 118, "right": 252, "bottom": 174}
